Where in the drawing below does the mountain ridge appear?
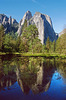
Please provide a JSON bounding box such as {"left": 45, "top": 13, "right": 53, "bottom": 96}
{"left": 0, "top": 14, "right": 18, "bottom": 33}
{"left": 17, "top": 11, "right": 58, "bottom": 44}
{"left": 0, "top": 11, "right": 58, "bottom": 44}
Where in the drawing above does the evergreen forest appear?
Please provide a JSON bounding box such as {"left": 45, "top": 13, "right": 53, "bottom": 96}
{"left": 0, "top": 21, "right": 66, "bottom": 57}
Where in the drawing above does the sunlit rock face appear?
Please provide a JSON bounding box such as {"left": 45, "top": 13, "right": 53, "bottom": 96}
{"left": 18, "top": 11, "right": 57, "bottom": 44}
{"left": 17, "top": 11, "right": 32, "bottom": 36}
{"left": 0, "top": 14, "right": 8, "bottom": 25}
{"left": 0, "top": 14, "right": 18, "bottom": 33}
{"left": 0, "top": 14, "right": 18, "bottom": 25}
{"left": 28, "top": 12, "right": 56, "bottom": 44}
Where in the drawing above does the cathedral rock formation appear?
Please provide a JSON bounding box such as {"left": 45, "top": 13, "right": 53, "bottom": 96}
{"left": 17, "top": 11, "right": 32, "bottom": 36}
{"left": 17, "top": 11, "right": 57, "bottom": 44}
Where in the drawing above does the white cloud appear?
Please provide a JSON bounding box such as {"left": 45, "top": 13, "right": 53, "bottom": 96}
{"left": 32, "top": 0, "right": 36, "bottom": 3}
{"left": 32, "top": 0, "right": 46, "bottom": 10}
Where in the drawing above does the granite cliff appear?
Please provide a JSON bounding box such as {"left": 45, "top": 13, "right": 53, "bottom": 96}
{"left": 17, "top": 11, "right": 32, "bottom": 36}
{"left": 17, "top": 11, "right": 57, "bottom": 44}
{"left": 0, "top": 11, "right": 58, "bottom": 44}
{"left": 0, "top": 14, "right": 18, "bottom": 33}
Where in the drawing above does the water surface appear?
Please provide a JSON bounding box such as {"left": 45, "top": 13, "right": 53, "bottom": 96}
{"left": 0, "top": 55, "right": 66, "bottom": 100}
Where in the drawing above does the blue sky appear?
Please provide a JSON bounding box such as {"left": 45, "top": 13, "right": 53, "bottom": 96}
{"left": 0, "top": 0, "right": 66, "bottom": 33}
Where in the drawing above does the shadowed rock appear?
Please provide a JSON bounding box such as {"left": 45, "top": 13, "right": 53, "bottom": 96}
{"left": 17, "top": 11, "right": 57, "bottom": 44}
{"left": 0, "top": 14, "right": 18, "bottom": 33}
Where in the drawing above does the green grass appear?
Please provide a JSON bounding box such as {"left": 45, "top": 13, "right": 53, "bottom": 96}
{"left": 0, "top": 52, "right": 66, "bottom": 58}
{"left": 21, "top": 53, "right": 66, "bottom": 58}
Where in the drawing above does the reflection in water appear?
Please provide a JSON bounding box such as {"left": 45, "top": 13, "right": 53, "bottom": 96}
{"left": 0, "top": 56, "right": 17, "bottom": 91}
{"left": 0, "top": 55, "right": 66, "bottom": 100}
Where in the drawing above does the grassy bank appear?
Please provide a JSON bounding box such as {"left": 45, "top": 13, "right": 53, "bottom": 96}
{"left": 0, "top": 52, "right": 66, "bottom": 58}
{"left": 21, "top": 53, "right": 66, "bottom": 58}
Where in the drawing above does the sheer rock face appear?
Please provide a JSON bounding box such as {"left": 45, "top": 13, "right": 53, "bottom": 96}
{"left": 8, "top": 16, "right": 12, "bottom": 25}
{"left": 12, "top": 18, "right": 18, "bottom": 24}
{"left": 0, "top": 14, "right": 18, "bottom": 33}
{"left": 18, "top": 11, "right": 57, "bottom": 44}
{"left": 28, "top": 12, "right": 56, "bottom": 44}
{"left": 0, "top": 14, "right": 18, "bottom": 25}
{"left": 0, "top": 14, "right": 8, "bottom": 25}
{"left": 17, "top": 11, "right": 32, "bottom": 36}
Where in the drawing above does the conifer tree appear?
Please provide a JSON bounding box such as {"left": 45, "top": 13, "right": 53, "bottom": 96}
{"left": 53, "top": 40, "right": 56, "bottom": 52}
{"left": 46, "top": 37, "right": 50, "bottom": 52}
{"left": 22, "top": 19, "right": 27, "bottom": 34}
{"left": 0, "top": 25, "right": 5, "bottom": 51}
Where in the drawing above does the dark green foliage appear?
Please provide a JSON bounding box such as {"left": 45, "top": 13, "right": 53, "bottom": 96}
{"left": 3, "top": 34, "right": 16, "bottom": 52}
{"left": 21, "top": 19, "right": 27, "bottom": 34}
{"left": 22, "top": 25, "right": 38, "bottom": 40}
{"left": 0, "top": 22, "right": 66, "bottom": 55}
{"left": 22, "top": 25, "right": 41, "bottom": 53}
{"left": 0, "top": 25, "right": 5, "bottom": 51}
{"left": 16, "top": 36, "right": 21, "bottom": 52}
{"left": 3, "top": 34, "right": 11, "bottom": 52}
{"left": 30, "top": 37, "right": 42, "bottom": 53}
{"left": 19, "top": 38, "right": 29, "bottom": 53}
{"left": 50, "top": 40, "right": 56, "bottom": 53}
{"left": 46, "top": 37, "right": 50, "bottom": 52}
{"left": 52, "top": 40, "right": 56, "bottom": 52}
{"left": 56, "top": 33, "right": 66, "bottom": 54}
{"left": 9, "top": 31, "right": 18, "bottom": 39}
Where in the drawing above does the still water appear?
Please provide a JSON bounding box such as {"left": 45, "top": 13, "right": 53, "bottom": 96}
{"left": 0, "top": 55, "right": 66, "bottom": 100}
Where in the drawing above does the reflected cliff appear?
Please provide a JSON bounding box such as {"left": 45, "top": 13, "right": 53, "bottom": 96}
{"left": 0, "top": 55, "right": 66, "bottom": 95}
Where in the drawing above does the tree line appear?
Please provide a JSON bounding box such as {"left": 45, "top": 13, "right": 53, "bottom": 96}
{"left": 0, "top": 21, "right": 66, "bottom": 54}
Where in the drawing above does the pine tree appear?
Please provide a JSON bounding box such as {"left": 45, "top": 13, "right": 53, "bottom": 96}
{"left": 22, "top": 19, "right": 27, "bottom": 34}
{"left": 22, "top": 25, "right": 39, "bottom": 53}
{"left": 53, "top": 40, "right": 56, "bottom": 52}
{"left": 0, "top": 25, "right": 5, "bottom": 51}
{"left": 16, "top": 36, "right": 21, "bottom": 52}
{"left": 46, "top": 37, "right": 50, "bottom": 52}
{"left": 56, "top": 33, "right": 66, "bottom": 54}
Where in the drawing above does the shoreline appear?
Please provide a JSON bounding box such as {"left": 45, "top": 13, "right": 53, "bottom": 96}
{"left": 0, "top": 52, "right": 66, "bottom": 58}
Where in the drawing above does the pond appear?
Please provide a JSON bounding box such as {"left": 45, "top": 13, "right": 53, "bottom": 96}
{"left": 0, "top": 55, "right": 66, "bottom": 100}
